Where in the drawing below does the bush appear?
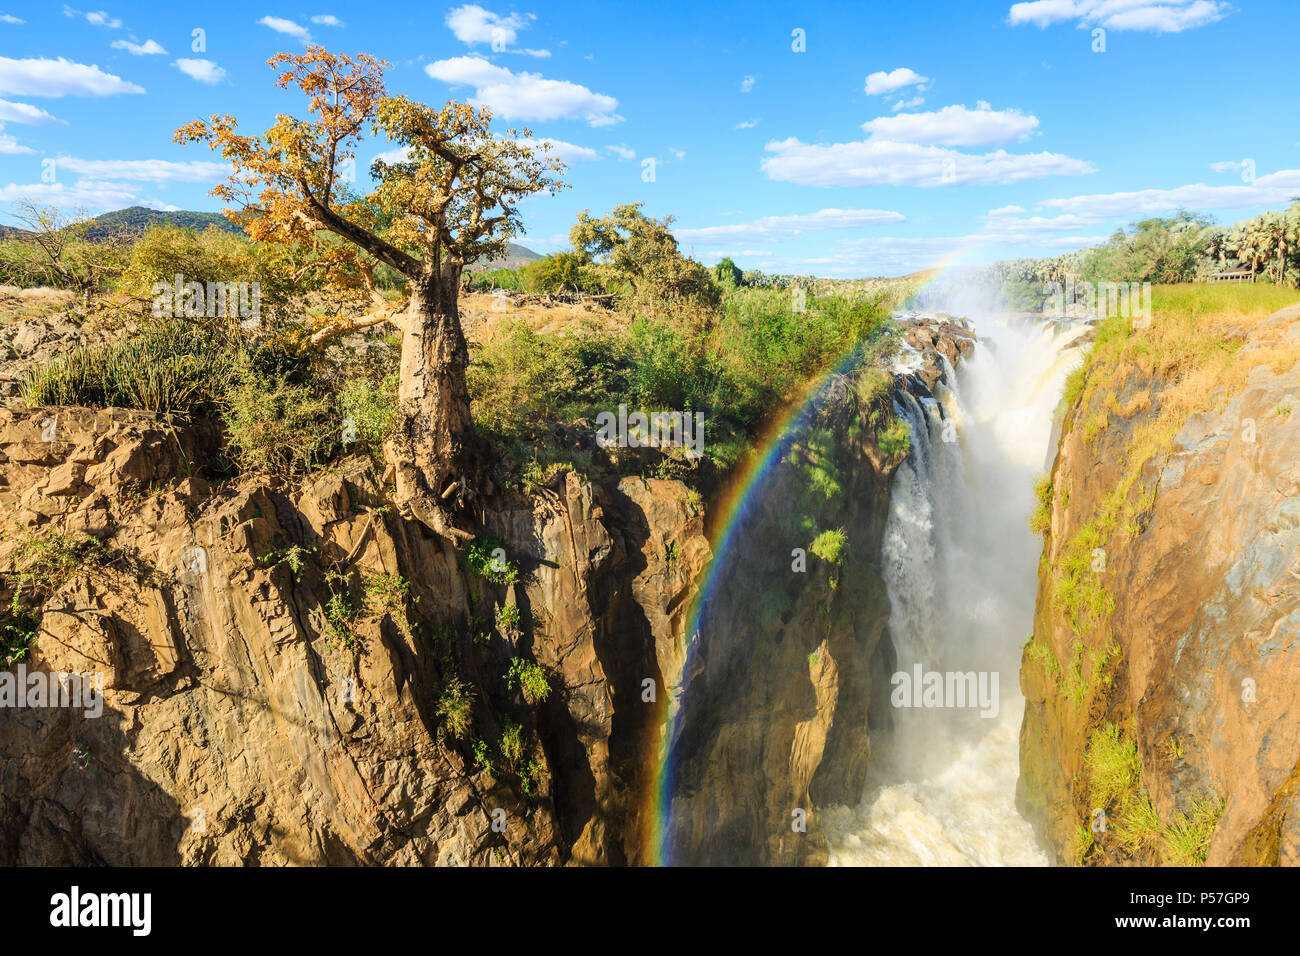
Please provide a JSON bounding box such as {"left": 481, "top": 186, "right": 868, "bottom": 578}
{"left": 524, "top": 251, "right": 602, "bottom": 293}
{"left": 468, "top": 322, "right": 585, "bottom": 435}
{"left": 500, "top": 719, "right": 524, "bottom": 765}
{"left": 877, "top": 419, "right": 911, "bottom": 458}
{"left": 465, "top": 536, "right": 519, "bottom": 585}
{"left": 339, "top": 371, "right": 398, "bottom": 458}
{"left": 222, "top": 356, "right": 340, "bottom": 475}
{"left": 1030, "top": 474, "right": 1054, "bottom": 535}
{"left": 437, "top": 677, "right": 475, "bottom": 738}
{"left": 505, "top": 656, "right": 550, "bottom": 703}
{"left": 4, "top": 531, "right": 111, "bottom": 667}
{"left": 810, "top": 528, "right": 847, "bottom": 565}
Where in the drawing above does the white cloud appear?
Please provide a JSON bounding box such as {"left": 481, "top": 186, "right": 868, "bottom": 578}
{"left": 676, "top": 208, "right": 906, "bottom": 245}
{"left": 1209, "top": 159, "right": 1247, "bottom": 173}
{"left": 740, "top": 74, "right": 755, "bottom": 93}
{"left": 1039, "top": 169, "right": 1300, "bottom": 217}
{"left": 310, "top": 14, "right": 344, "bottom": 26}
{"left": 258, "top": 16, "right": 312, "bottom": 42}
{"left": 1007, "top": 0, "right": 1230, "bottom": 33}
{"left": 0, "top": 125, "right": 33, "bottom": 154}
{"left": 0, "top": 178, "right": 139, "bottom": 209}
{"left": 445, "top": 4, "right": 547, "bottom": 55}
{"left": 111, "top": 38, "right": 166, "bottom": 55}
{"left": 735, "top": 118, "right": 759, "bottom": 129}
{"left": 862, "top": 103, "right": 1040, "bottom": 147}
{"left": 891, "top": 95, "right": 925, "bottom": 111}
{"left": 864, "top": 67, "right": 930, "bottom": 96}
{"left": 140, "top": 199, "right": 180, "bottom": 211}
{"left": 374, "top": 137, "right": 597, "bottom": 166}
{"left": 761, "top": 137, "right": 1095, "bottom": 187}
{"left": 979, "top": 204, "right": 1103, "bottom": 240}
{"left": 173, "top": 58, "right": 226, "bottom": 84}
{"left": 532, "top": 137, "right": 598, "bottom": 162}
{"left": 52, "top": 157, "right": 230, "bottom": 182}
{"left": 670, "top": 147, "right": 686, "bottom": 160}
{"left": 447, "top": 4, "right": 532, "bottom": 46}
{"left": 63, "top": 6, "right": 122, "bottom": 28}
{"left": 1, "top": 13, "right": 25, "bottom": 23}
{"left": 0, "top": 98, "right": 66, "bottom": 125}
{"left": 426, "top": 56, "right": 621, "bottom": 126}
{"left": 606, "top": 144, "right": 635, "bottom": 160}
{"left": 373, "top": 144, "right": 410, "bottom": 165}
{"left": 0, "top": 56, "right": 144, "bottom": 97}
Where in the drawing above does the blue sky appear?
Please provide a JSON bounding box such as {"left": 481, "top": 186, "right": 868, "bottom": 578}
{"left": 0, "top": 0, "right": 1296, "bottom": 276}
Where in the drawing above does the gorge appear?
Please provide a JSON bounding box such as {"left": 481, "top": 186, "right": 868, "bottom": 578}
{"left": 2, "top": 299, "right": 1297, "bottom": 867}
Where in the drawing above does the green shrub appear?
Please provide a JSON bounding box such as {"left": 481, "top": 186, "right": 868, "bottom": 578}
{"left": 222, "top": 357, "right": 340, "bottom": 475}
{"left": 258, "top": 543, "right": 315, "bottom": 581}
{"left": 1030, "top": 474, "right": 1054, "bottom": 535}
{"left": 500, "top": 719, "right": 524, "bottom": 765}
{"left": 465, "top": 537, "right": 519, "bottom": 585}
{"left": 4, "top": 531, "right": 111, "bottom": 667}
{"left": 505, "top": 656, "right": 550, "bottom": 703}
{"left": 878, "top": 418, "right": 911, "bottom": 458}
{"left": 436, "top": 677, "right": 475, "bottom": 739}
{"left": 339, "top": 371, "right": 399, "bottom": 458}
{"left": 320, "top": 573, "right": 361, "bottom": 649}
{"left": 810, "top": 528, "right": 847, "bottom": 565}
{"left": 473, "top": 739, "right": 493, "bottom": 773}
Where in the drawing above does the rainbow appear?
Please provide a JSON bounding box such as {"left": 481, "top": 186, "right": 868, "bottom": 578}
{"left": 643, "top": 254, "right": 975, "bottom": 866}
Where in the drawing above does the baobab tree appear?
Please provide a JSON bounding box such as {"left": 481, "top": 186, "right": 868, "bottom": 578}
{"left": 176, "top": 49, "right": 566, "bottom": 539}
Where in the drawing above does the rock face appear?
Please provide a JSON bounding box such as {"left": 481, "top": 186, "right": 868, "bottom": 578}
{"left": 898, "top": 317, "right": 976, "bottom": 393}
{"left": 1019, "top": 305, "right": 1300, "bottom": 865}
{"left": 0, "top": 406, "right": 706, "bottom": 865}
{"left": 663, "top": 322, "right": 967, "bottom": 865}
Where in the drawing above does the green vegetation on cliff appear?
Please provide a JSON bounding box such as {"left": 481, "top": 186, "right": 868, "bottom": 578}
{"left": 1077, "top": 722, "right": 1224, "bottom": 866}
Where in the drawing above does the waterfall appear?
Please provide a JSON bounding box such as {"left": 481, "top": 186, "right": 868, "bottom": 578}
{"left": 822, "top": 313, "right": 1091, "bottom": 866}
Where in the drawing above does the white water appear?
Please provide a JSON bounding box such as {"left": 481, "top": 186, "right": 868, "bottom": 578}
{"left": 823, "top": 313, "right": 1090, "bottom": 866}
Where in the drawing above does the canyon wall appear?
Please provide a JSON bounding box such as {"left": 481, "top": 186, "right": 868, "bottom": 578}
{"left": 1019, "top": 305, "right": 1300, "bottom": 865}
{"left": 0, "top": 406, "right": 706, "bottom": 865}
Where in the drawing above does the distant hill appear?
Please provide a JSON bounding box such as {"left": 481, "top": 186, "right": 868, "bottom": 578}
{"left": 467, "top": 242, "right": 543, "bottom": 271}
{"left": 2, "top": 205, "right": 544, "bottom": 268}
{"left": 84, "top": 206, "right": 242, "bottom": 240}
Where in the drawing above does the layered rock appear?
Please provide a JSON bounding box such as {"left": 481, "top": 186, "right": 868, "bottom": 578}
{"left": 0, "top": 406, "right": 706, "bottom": 865}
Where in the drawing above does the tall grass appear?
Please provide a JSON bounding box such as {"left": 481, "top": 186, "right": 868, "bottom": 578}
{"left": 1080, "top": 722, "right": 1223, "bottom": 865}
{"left": 21, "top": 318, "right": 235, "bottom": 414}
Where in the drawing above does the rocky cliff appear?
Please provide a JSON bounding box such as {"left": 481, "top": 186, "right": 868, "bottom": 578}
{"left": 1019, "top": 304, "right": 1300, "bottom": 866}
{"left": 0, "top": 405, "right": 706, "bottom": 865}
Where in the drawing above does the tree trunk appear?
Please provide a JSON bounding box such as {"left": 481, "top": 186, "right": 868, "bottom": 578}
{"left": 388, "top": 259, "right": 481, "bottom": 541}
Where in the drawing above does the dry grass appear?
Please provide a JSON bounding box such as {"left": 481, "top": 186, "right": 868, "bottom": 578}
{"left": 460, "top": 291, "right": 628, "bottom": 344}
{"left": 0, "top": 285, "right": 75, "bottom": 321}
